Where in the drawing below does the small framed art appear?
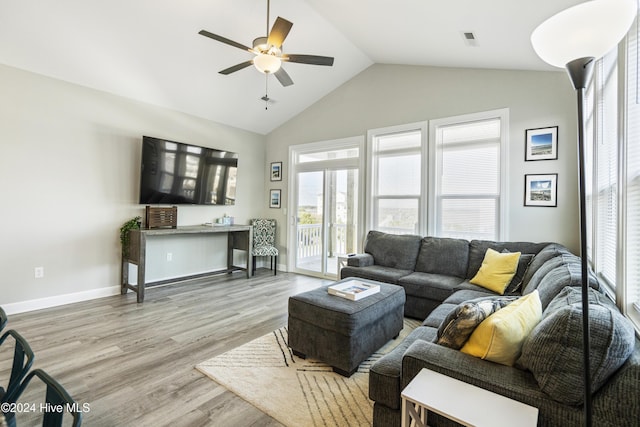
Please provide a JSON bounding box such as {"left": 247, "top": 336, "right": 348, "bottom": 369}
{"left": 270, "top": 162, "right": 282, "bottom": 181}
{"left": 524, "top": 174, "right": 558, "bottom": 207}
{"left": 525, "top": 126, "right": 558, "bottom": 161}
{"left": 270, "top": 189, "right": 281, "bottom": 208}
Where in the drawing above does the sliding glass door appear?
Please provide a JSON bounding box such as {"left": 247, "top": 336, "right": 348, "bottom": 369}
{"left": 289, "top": 138, "right": 363, "bottom": 279}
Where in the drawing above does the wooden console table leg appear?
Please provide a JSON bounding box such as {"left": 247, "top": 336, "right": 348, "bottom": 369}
{"left": 121, "top": 258, "right": 129, "bottom": 295}
{"left": 136, "top": 233, "right": 146, "bottom": 303}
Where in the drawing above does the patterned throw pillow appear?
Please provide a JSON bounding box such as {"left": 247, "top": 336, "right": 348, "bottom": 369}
{"left": 437, "top": 296, "right": 516, "bottom": 349}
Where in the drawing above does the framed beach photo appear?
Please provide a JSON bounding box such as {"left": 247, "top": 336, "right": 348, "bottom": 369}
{"left": 524, "top": 174, "right": 558, "bottom": 207}
{"left": 525, "top": 126, "right": 558, "bottom": 161}
{"left": 270, "top": 162, "right": 282, "bottom": 181}
{"left": 269, "top": 189, "right": 281, "bottom": 208}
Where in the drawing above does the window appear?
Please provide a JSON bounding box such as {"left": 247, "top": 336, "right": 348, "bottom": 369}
{"left": 430, "top": 110, "right": 508, "bottom": 241}
{"left": 586, "top": 51, "right": 619, "bottom": 290}
{"left": 367, "top": 123, "right": 426, "bottom": 235}
{"left": 624, "top": 15, "right": 640, "bottom": 330}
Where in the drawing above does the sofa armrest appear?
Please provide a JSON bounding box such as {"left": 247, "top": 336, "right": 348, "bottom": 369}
{"left": 401, "top": 339, "right": 543, "bottom": 403}
{"left": 347, "top": 253, "right": 374, "bottom": 267}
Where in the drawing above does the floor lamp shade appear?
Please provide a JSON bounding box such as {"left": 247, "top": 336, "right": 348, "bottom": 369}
{"left": 531, "top": 0, "right": 637, "bottom": 68}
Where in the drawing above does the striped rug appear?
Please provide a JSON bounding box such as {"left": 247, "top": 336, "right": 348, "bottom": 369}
{"left": 196, "top": 318, "right": 420, "bottom": 427}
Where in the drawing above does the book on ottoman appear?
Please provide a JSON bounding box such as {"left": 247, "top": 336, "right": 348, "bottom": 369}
{"left": 328, "top": 280, "right": 380, "bottom": 301}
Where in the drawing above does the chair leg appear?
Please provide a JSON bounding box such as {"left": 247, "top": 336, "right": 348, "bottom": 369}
{"left": 252, "top": 255, "right": 256, "bottom": 276}
{"left": 274, "top": 255, "right": 277, "bottom": 276}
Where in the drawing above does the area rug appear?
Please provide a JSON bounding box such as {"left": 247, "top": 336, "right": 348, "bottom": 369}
{"left": 196, "top": 318, "right": 420, "bottom": 427}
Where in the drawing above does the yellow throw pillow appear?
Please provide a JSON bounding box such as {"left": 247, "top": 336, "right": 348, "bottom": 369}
{"left": 470, "top": 248, "right": 521, "bottom": 294}
{"left": 460, "top": 290, "right": 542, "bottom": 366}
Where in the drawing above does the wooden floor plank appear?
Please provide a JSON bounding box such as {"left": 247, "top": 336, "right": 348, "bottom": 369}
{"left": 0, "top": 271, "right": 328, "bottom": 426}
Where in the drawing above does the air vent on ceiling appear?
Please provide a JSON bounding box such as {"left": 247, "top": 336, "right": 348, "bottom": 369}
{"left": 461, "top": 31, "right": 478, "bottom": 47}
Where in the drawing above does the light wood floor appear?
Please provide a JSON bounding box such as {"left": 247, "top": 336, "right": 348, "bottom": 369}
{"left": 0, "top": 271, "right": 330, "bottom": 427}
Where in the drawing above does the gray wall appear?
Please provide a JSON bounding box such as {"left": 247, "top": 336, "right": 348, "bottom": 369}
{"left": 0, "top": 64, "right": 266, "bottom": 311}
{"left": 265, "top": 64, "right": 579, "bottom": 268}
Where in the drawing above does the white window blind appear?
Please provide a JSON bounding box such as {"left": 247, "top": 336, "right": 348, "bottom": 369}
{"left": 368, "top": 126, "right": 425, "bottom": 235}
{"left": 625, "top": 15, "right": 640, "bottom": 327}
{"left": 434, "top": 116, "right": 503, "bottom": 240}
{"left": 595, "top": 52, "right": 619, "bottom": 288}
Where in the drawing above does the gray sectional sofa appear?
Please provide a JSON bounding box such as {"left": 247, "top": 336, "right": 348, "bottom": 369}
{"left": 340, "top": 230, "right": 640, "bottom": 427}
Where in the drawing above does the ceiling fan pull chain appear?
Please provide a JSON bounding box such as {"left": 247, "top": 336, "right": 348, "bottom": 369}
{"left": 265, "top": 75, "right": 269, "bottom": 110}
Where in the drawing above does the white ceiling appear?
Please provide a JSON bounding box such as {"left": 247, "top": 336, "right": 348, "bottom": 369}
{"left": 0, "top": 0, "right": 585, "bottom": 135}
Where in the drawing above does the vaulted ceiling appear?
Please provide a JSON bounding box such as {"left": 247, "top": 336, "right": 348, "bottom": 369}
{"left": 0, "top": 0, "right": 585, "bottom": 134}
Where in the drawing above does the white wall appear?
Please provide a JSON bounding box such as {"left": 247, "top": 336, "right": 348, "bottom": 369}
{"left": 265, "top": 64, "right": 580, "bottom": 268}
{"left": 0, "top": 64, "right": 266, "bottom": 312}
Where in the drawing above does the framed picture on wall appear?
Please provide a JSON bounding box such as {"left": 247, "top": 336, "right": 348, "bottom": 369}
{"left": 270, "top": 189, "right": 281, "bottom": 208}
{"left": 524, "top": 174, "right": 558, "bottom": 207}
{"left": 271, "top": 162, "right": 282, "bottom": 181}
{"left": 525, "top": 126, "right": 558, "bottom": 161}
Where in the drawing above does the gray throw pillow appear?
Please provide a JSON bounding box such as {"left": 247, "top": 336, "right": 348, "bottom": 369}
{"left": 502, "top": 252, "right": 534, "bottom": 295}
{"left": 518, "top": 287, "right": 635, "bottom": 405}
{"left": 437, "top": 296, "right": 516, "bottom": 349}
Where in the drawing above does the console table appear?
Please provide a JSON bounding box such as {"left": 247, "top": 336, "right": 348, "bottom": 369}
{"left": 121, "top": 225, "right": 253, "bottom": 303}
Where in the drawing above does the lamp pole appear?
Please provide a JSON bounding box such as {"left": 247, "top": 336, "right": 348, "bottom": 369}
{"left": 565, "top": 56, "right": 595, "bottom": 427}
{"left": 531, "top": 2, "right": 636, "bottom": 425}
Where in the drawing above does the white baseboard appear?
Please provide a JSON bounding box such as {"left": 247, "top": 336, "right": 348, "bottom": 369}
{"left": 3, "top": 286, "right": 122, "bottom": 315}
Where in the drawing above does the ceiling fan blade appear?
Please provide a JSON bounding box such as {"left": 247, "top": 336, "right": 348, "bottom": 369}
{"left": 219, "top": 60, "right": 254, "bottom": 75}
{"left": 199, "top": 30, "right": 252, "bottom": 52}
{"left": 283, "top": 54, "right": 334, "bottom": 66}
{"left": 274, "top": 67, "right": 294, "bottom": 87}
{"left": 267, "top": 17, "right": 293, "bottom": 48}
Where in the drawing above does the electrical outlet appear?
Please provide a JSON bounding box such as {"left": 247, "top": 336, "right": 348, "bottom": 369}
{"left": 166, "top": 252, "right": 173, "bottom": 262}
{"left": 34, "top": 267, "right": 44, "bottom": 279}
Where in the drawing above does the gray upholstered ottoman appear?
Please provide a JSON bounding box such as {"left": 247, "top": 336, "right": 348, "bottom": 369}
{"left": 288, "top": 278, "right": 405, "bottom": 377}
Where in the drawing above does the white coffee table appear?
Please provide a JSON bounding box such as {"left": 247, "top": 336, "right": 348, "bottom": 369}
{"left": 401, "top": 368, "right": 538, "bottom": 427}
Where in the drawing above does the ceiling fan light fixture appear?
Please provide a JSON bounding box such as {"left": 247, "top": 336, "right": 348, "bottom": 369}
{"left": 254, "top": 53, "right": 282, "bottom": 74}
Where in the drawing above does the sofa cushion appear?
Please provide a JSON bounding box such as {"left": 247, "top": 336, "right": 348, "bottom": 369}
{"left": 364, "top": 230, "right": 422, "bottom": 270}
{"left": 519, "top": 287, "right": 635, "bottom": 405}
{"left": 340, "top": 265, "right": 412, "bottom": 285}
{"left": 414, "top": 236, "right": 469, "bottom": 278}
{"left": 470, "top": 248, "right": 521, "bottom": 294}
{"left": 369, "top": 326, "right": 437, "bottom": 410}
{"left": 520, "top": 243, "right": 575, "bottom": 288}
{"left": 398, "top": 272, "right": 462, "bottom": 301}
{"left": 436, "top": 296, "right": 516, "bottom": 349}
{"left": 461, "top": 290, "right": 542, "bottom": 366}
{"left": 522, "top": 255, "right": 600, "bottom": 310}
{"left": 444, "top": 289, "right": 498, "bottom": 305}
{"left": 466, "top": 240, "right": 549, "bottom": 279}
{"left": 422, "top": 303, "right": 456, "bottom": 328}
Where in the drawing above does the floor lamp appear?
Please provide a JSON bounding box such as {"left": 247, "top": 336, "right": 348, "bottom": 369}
{"left": 531, "top": 0, "right": 637, "bottom": 425}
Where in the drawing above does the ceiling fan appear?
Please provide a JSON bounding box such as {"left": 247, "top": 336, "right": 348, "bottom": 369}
{"left": 198, "top": 0, "right": 334, "bottom": 87}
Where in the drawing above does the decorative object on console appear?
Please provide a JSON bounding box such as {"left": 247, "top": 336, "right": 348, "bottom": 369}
{"left": 145, "top": 206, "right": 177, "bottom": 229}
{"left": 524, "top": 173, "right": 557, "bottom": 207}
{"left": 525, "top": 126, "right": 558, "bottom": 161}
{"left": 269, "top": 189, "right": 281, "bottom": 208}
{"left": 531, "top": 0, "right": 637, "bottom": 423}
{"left": 270, "top": 161, "right": 282, "bottom": 181}
{"left": 119, "top": 216, "right": 142, "bottom": 257}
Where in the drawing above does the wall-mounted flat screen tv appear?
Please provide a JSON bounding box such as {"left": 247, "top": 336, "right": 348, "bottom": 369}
{"left": 139, "top": 136, "right": 238, "bottom": 205}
